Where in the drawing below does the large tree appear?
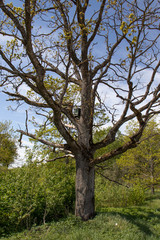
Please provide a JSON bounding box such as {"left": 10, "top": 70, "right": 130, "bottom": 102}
{"left": 0, "top": 0, "right": 160, "bottom": 220}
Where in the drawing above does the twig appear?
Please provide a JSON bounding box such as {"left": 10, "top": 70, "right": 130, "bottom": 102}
{"left": 25, "top": 110, "right": 28, "bottom": 134}
{"left": 96, "top": 170, "right": 129, "bottom": 188}
{"left": 46, "top": 154, "right": 74, "bottom": 162}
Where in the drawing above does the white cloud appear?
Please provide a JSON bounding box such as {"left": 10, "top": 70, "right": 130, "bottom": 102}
{"left": 0, "top": 35, "right": 14, "bottom": 44}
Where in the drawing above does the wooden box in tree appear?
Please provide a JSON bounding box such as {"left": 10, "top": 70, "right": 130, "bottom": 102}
{"left": 73, "top": 107, "right": 81, "bottom": 119}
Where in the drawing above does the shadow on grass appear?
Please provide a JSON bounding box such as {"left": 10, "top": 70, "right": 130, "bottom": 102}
{"left": 98, "top": 207, "right": 160, "bottom": 236}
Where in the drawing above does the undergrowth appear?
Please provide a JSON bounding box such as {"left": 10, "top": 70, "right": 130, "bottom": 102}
{"left": 1, "top": 192, "right": 160, "bottom": 240}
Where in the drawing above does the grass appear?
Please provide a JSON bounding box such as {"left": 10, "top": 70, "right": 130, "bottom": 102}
{"left": 1, "top": 193, "right": 160, "bottom": 240}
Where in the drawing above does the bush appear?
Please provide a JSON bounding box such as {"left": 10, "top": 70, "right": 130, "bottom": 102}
{"left": 95, "top": 175, "right": 146, "bottom": 211}
{"left": 0, "top": 159, "right": 147, "bottom": 236}
{"left": 0, "top": 160, "right": 75, "bottom": 236}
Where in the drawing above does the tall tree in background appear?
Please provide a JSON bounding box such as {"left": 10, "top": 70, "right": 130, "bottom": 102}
{"left": 0, "top": 121, "right": 17, "bottom": 168}
{"left": 117, "top": 119, "right": 160, "bottom": 194}
{"left": 0, "top": 0, "right": 160, "bottom": 220}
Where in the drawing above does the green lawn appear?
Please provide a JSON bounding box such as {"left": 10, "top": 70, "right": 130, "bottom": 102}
{"left": 1, "top": 197, "right": 160, "bottom": 240}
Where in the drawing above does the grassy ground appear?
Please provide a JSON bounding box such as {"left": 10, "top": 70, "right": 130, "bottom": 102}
{"left": 1, "top": 208, "right": 160, "bottom": 240}
{"left": 1, "top": 193, "right": 160, "bottom": 240}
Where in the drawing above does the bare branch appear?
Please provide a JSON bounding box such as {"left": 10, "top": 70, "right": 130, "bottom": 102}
{"left": 0, "top": 0, "right": 26, "bottom": 39}
{"left": 25, "top": 110, "right": 29, "bottom": 134}
{"left": 87, "top": 0, "right": 106, "bottom": 47}
{"left": 17, "top": 129, "right": 64, "bottom": 149}
{"left": 46, "top": 154, "right": 74, "bottom": 162}
{"left": 3, "top": 91, "right": 49, "bottom": 108}
{"left": 96, "top": 170, "right": 129, "bottom": 188}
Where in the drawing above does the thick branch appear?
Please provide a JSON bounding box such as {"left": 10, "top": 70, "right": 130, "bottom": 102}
{"left": 91, "top": 140, "right": 138, "bottom": 167}
{"left": 56, "top": 0, "right": 81, "bottom": 66}
{"left": 92, "top": 87, "right": 160, "bottom": 151}
{"left": 91, "top": 122, "right": 146, "bottom": 167}
{"left": 24, "top": 0, "right": 45, "bottom": 74}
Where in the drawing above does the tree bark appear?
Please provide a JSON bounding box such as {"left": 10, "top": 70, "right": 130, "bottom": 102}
{"left": 75, "top": 152, "right": 95, "bottom": 221}
{"left": 151, "top": 184, "right": 155, "bottom": 195}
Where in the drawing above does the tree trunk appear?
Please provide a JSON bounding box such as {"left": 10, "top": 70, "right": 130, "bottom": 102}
{"left": 75, "top": 152, "right": 95, "bottom": 221}
{"left": 151, "top": 184, "right": 155, "bottom": 195}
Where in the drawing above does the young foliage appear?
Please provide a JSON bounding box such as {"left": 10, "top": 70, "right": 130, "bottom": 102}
{"left": 117, "top": 119, "right": 160, "bottom": 194}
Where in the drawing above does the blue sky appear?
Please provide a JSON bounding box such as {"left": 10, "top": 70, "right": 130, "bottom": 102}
{"left": 0, "top": 92, "right": 25, "bottom": 127}
{"left": 0, "top": 91, "right": 33, "bottom": 166}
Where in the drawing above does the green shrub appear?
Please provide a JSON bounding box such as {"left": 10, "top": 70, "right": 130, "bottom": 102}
{"left": 127, "top": 184, "right": 145, "bottom": 206}
{"left": 0, "top": 160, "right": 75, "bottom": 236}
{"left": 95, "top": 175, "right": 145, "bottom": 210}
{"left": 0, "top": 159, "right": 147, "bottom": 236}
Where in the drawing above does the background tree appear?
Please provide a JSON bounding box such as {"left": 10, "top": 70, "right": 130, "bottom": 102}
{"left": 0, "top": 0, "right": 160, "bottom": 220}
{"left": 117, "top": 119, "right": 160, "bottom": 194}
{"left": 0, "top": 121, "right": 17, "bottom": 168}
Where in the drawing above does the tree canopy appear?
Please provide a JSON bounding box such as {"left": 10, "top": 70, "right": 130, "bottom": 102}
{"left": 0, "top": 0, "right": 160, "bottom": 220}
{"left": 0, "top": 121, "right": 17, "bottom": 168}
